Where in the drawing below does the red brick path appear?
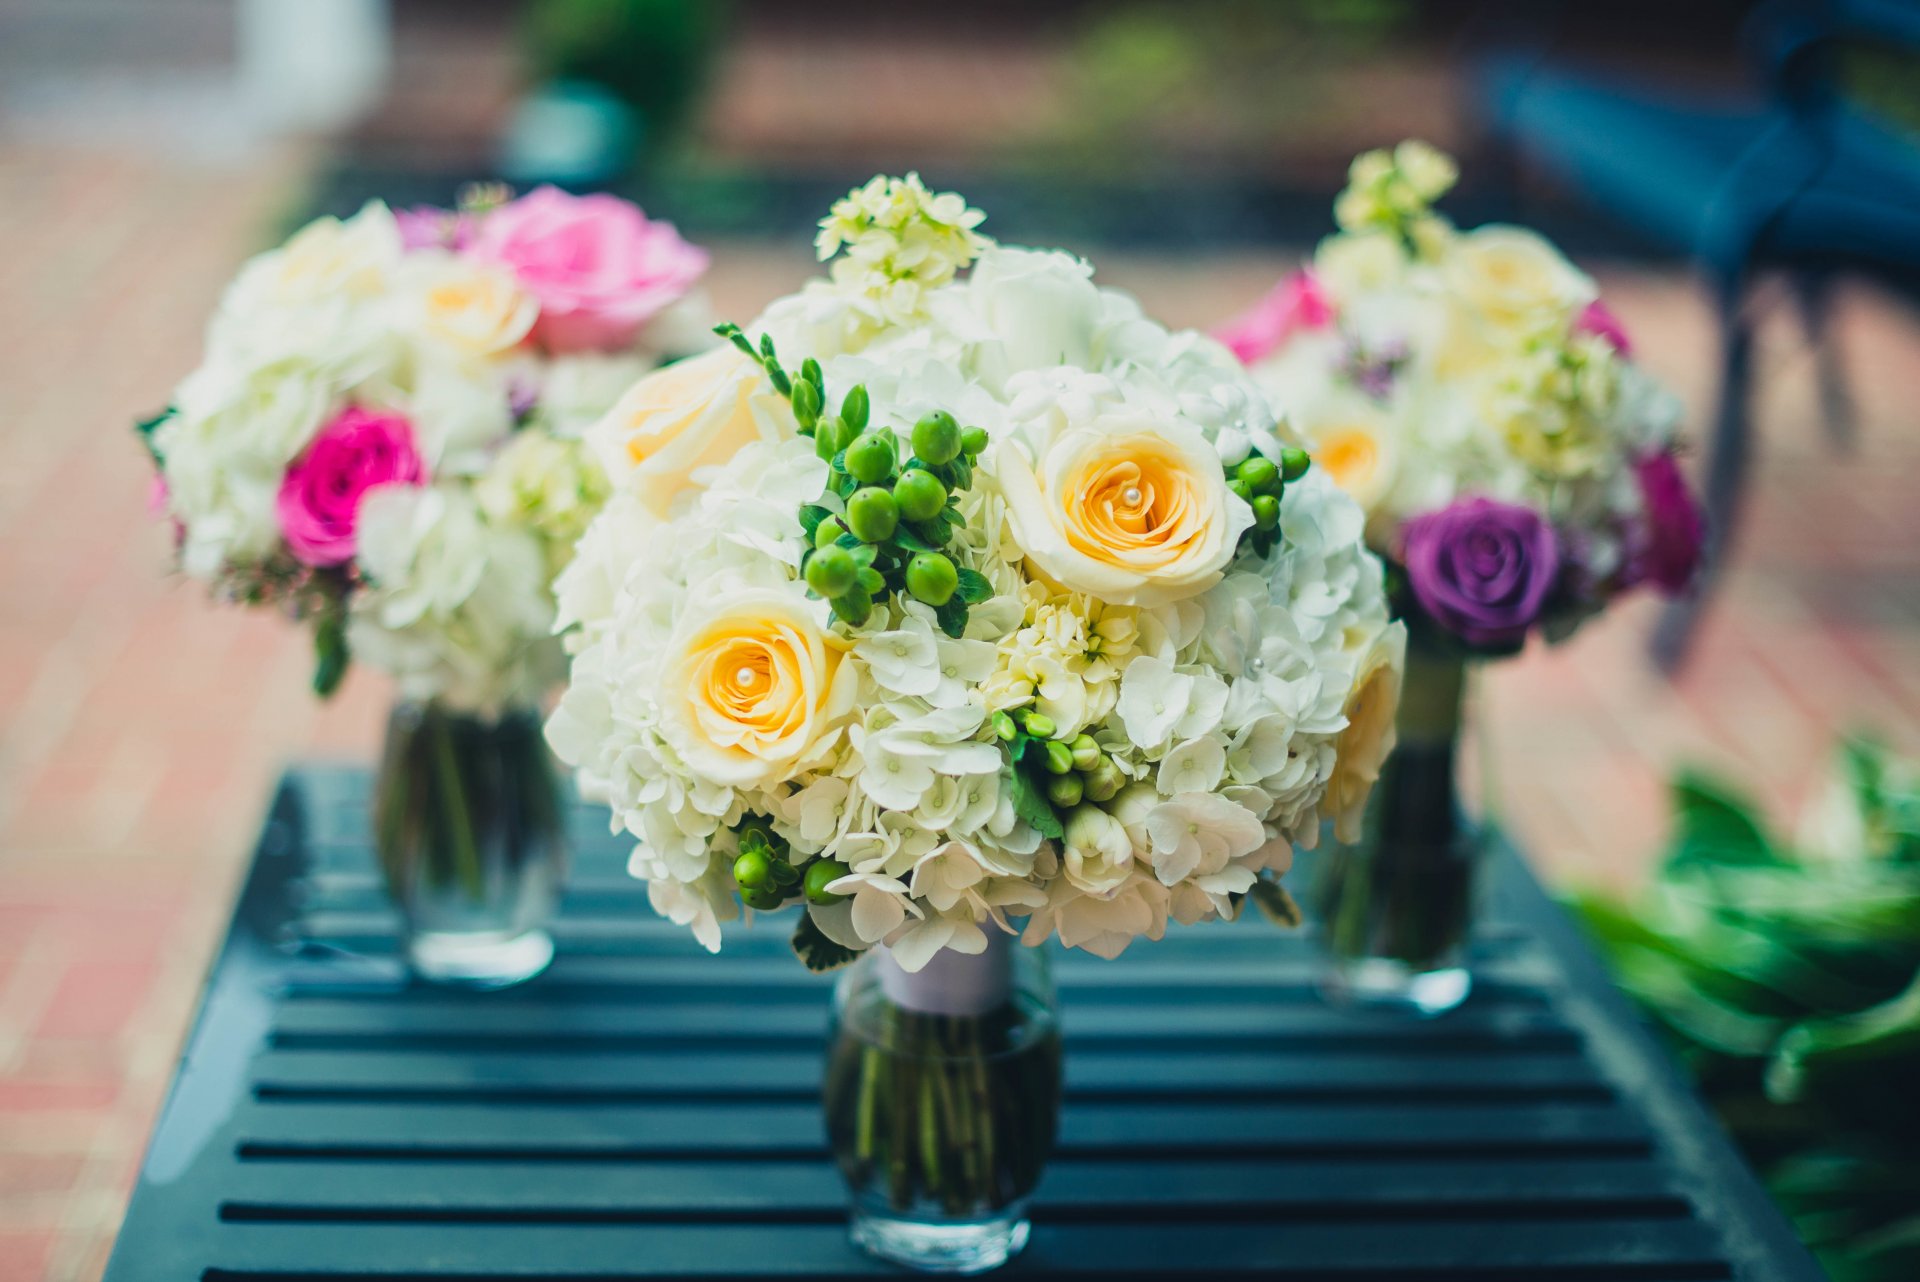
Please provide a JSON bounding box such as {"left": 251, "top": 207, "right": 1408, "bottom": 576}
{"left": 0, "top": 159, "right": 1916, "bottom": 1280}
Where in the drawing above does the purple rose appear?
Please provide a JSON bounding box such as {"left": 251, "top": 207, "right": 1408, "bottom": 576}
{"left": 1627, "top": 451, "right": 1705, "bottom": 594}
{"left": 1402, "top": 498, "right": 1561, "bottom": 646}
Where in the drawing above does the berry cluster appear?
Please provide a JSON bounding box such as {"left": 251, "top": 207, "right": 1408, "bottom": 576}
{"left": 1229, "top": 445, "right": 1311, "bottom": 559}
{"left": 715, "top": 323, "right": 992, "bottom": 637}
{"left": 728, "top": 815, "right": 852, "bottom": 912}
{"left": 991, "top": 707, "right": 1129, "bottom": 823}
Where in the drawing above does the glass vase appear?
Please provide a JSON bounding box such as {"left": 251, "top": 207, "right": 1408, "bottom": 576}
{"left": 372, "top": 700, "right": 567, "bottom": 988}
{"left": 823, "top": 932, "right": 1062, "bottom": 1274}
{"left": 1315, "top": 650, "right": 1483, "bottom": 1017}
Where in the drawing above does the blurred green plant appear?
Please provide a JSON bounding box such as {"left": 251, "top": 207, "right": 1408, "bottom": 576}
{"left": 1044, "top": 0, "right": 1414, "bottom": 173}
{"left": 522, "top": 0, "right": 728, "bottom": 147}
{"left": 1839, "top": 43, "right": 1920, "bottom": 140}
{"left": 1573, "top": 737, "right": 1920, "bottom": 1282}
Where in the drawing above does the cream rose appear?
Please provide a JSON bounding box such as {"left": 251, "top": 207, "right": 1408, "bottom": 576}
{"left": 1301, "top": 400, "right": 1398, "bottom": 517}
{"left": 658, "top": 584, "right": 853, "bottom": 789}
{"left": 1442, "top": 225, "right": 1595, "bottom": 340}
{"left": 404, "top": 255, "right": 538, "bottom": 359}
{"left": 988, "top": 413, "right": 1254, "bottom": 608}
{"left": 1326, "top": 622, "right": 1407, "bottom": 844}
{"left": 587, "top": 345, "right": 796, "bottom": 518}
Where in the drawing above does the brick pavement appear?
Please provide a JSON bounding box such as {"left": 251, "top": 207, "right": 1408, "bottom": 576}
{"left": 0, "top": 154, "right": 1917, "bottom": 1280}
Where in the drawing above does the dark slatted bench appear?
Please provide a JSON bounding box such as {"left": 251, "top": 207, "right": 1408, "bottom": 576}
{"left": 103, "top": 766, "right": 1824, "bottom": 1280}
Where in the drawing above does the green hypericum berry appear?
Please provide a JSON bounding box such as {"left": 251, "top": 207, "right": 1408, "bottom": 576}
{"left": 806, "top": 544, "right": 858, "bottom": 597}
{"left": 1229, "top": 477, "right": 1255, "bottom": 503}
{"left": 846, "top": 487, "right": 899, "bottom": 542}
{"left": 1069, "top": 734, "right": 1101, "bottom": 772}
{"left": 813, "top": 517, "right": 846, "bottom": 551}
{"left": 911, "top": 411, "right": 962, "bottom": 465}
{"left": 1020, "top": 709, "right": 1057, "bottom": 739}
{"left": 1237, "top": 456, "right": 1279, "bottom": 494}
{"left": 1043, "top": 739, "right": 1076, "bottom": 775}
{"left": 1251, "top": 494, "right": 1281, "bottom": 531}
{"left": 803, "top": 858, "right": 851, "bottom": 905}
{"left": 1280, "top": 446, "right": 1312, "bottom": 481}
{"left": 904, "top": 551, "right": 958, "bottom": 606}
{"left": 1047, "top": 774, "right": 1084, "bottom": 808}
{"left": 960, "top": 426, "right": 989, "bottom": 457}
{"left": 841, "top": 385, "right": 871, "bottom": 431}
{"left": 1083, "top": 756, "right": 1126, "bottom": 802}
{"left": 732, "top": 848, "right": 773, "bottom": 891}
{"left": 893, "top": 468, "right": 947, "bottom": 522}
{"left": 845, "top": 431, "right": 896, "bottom": 484}
{"left": 741, "top": 885, "right": 785, "bottom": 911}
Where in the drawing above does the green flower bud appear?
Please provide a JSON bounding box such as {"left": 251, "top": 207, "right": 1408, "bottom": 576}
{"left": 960, "top": 426, "right": 990, "bottom": 457}
{"left": 814, "top": 415, "right": 850, "bottom": 462}
{"left": 790, "top": 378, "right": 822, "bottom": 430}
{"left": 845, "top": 431, "right": 896, "bottom": 485}
{"left": 1251, "top": 494, "right": 1281, "bottom": 531}
{"left": 1237, "top": 455, "right": 1278, "bottom": 494}
{"left": 800, "top": 357, "right": 824, "bottom": 391}
{"left": 803, "top": 858, "right": 851, "bottom": 905}
{"left": 904, "top": 551, "right": 958, "bottom": 606}
{"left": 1083, "top": 756, "right": 1126, "bottom": 802}
{"left": 732, "top": 848, "right": 773, "bottom": 891}
{"left": 841, "top": 384, "right": 871, "bottom": 432}
{"left": 911, "top": 411, "right": 962, "bottom": 465}
{"left": 1280, "top": 446, "right": 1312, "bottom": 482}
{"left": 1229, "top": 477, "right": 1255, "bottom": 503}
{"left": 1043, "top": 739, "right": 1075, "bottom": 775}
{"left": 893, "top": 468, "right": 947, "bottom": 522}
{"left": 806, "top": 544, "right": 858, "bottom": 597}
{"left": 1047, "top": 773, "right": 1084, "bottom": 808}
{"left": 1020, "top": 710, "right": 1057, "bottom": 740}
{"left": 846, "top": 487, "right": 899, "bottom": 542}
{"left": 992, "top": 710, "right": 1018, "bottom": 741}
{"left": 1069, "top": 733, "right": 1101, "bottom": 772}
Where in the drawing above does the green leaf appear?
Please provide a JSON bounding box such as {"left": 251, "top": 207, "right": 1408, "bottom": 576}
{"left": 312, "top": 610, "right": 350, "bottom": 698}
{"left": 134, "top": 408, "right": 172, "bottom": 465}
{"left": 893, "top": 526, "right": 938, "bottom": 554}
{"left": 1004, "top": 760, "right": 1064, "bottom": 841}
{"left": 955, "top": 567, "right": 993, "bottom": 605}
{"left": 1251, "top": 877, "right": 1304, "bottom": 928}
{"left": 792, "top": 912, "right": 860, "bottom": 972}
{"left": 933, "top": 598, "right": 969, "bottom": 639}
{"left": 1670, "top": 771, "right": 1780, "bottom": 867}
{"left": 857, "top": 567, "right": 885, "bottom": 593}
{"left": 830, "top": 584, "right": 873, "bottom": 627}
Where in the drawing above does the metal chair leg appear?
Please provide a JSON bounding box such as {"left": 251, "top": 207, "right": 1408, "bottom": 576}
{"left": 1653, "top": 286, "right": 1755, "bottom": 672}
{"left": 1791, "top": 270, "right": 1855, "bottom": 452}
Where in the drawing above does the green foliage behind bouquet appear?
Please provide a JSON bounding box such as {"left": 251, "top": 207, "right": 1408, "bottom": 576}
{"left": 522, "top": 0, "right": 728, "bottom": 145}
{"left": 1573, "top": 739, "right": 1920, "bottom": 1282}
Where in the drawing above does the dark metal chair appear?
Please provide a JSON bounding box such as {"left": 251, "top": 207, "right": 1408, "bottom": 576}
{"left": 1476, "top": 0, "right": 1920, "bottom": 668}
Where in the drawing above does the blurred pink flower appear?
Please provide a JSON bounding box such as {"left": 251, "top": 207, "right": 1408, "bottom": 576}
{"left": 469, "top": 186, "right": 708, "bottom": 353}
{"left": 1214, "top": 270, "right": 1333, "bottom": 365}
{"left": 395, "top": 205, "right": 474, "bottom": 252}
{"left": 1574, "top": 299, "right": 1632, "bottom": 356}
{"left": 1627, "top": 451, "right": 1705, "bottom": 594}
{"left": 277, "top": 408, "right": 424, "bottom": 567}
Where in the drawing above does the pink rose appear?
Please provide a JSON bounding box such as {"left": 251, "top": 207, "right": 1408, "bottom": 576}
{"left": 395, "top": 205, "right": 474, "bottom": 252}
{"left": 1215, "top": 270, "right": 1334, "bottom": 365}
{"left": 277, "top": 408, "right": 425, "bottom": 567}
{"left": 1574, "top": 299, "right": 1632, "bottom": 356}
{"left": 469, "top": 186, "right": 708, "bottom": 353}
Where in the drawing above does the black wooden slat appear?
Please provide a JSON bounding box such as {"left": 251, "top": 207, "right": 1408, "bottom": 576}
{"left": 194, "top": 1219, "right": 1734, "bottom": 1278}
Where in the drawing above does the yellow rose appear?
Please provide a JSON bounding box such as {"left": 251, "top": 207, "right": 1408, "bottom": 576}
{"left": 1442, "top": 225, "right": 1594, "bottom": 341}
{"left": 587, "top": 345, "right": 795, "bottom": 518}
{"left": 1327, "top": 622, "right": 1406, "bottom": 844}
{"left": 988, "top": 415, "right": 1253, "bottom": 608}
{"left": 406, "top": 256, "right": 537, "bottom": 358}
{"left": 659, "top": 585, "right": 853, "bottom": 789}
{"left": 1301, "top": 401, "right": 1397, "bottom": 516}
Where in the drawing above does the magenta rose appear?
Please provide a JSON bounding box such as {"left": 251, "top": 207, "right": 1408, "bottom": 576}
{"left": 468, "top": 186, "right": 708, "bottom": 353}
{"left": 1215, "top": 270, "right": 1334, "bottom": 365}
{"left": 1402, "top": 498, "right": 1562, "bottom": 646}
{"left": 277, "top": 408, "right": 425, "bottom": 567}
{"left": 1627, "top": 452, "right": 1705, "bottom": 594}
{"left": 1574, "top": 299, "right": 1632, "bottom": 356}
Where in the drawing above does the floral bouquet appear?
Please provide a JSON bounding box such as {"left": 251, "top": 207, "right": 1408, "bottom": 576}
{"left": 140, "top": 185, "right": 710, "bottom": 983}
{"left": 548, "top": 174, "right": 1404, "bottom": 1267}
{"left": 1217, "top": 142, "right": 1707, "bottom": 1010}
